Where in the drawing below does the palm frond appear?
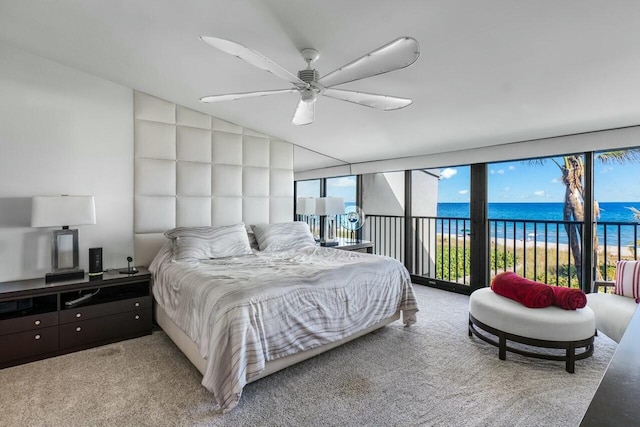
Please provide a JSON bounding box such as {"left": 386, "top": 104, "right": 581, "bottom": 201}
{"left": 625, "top": 206, "right": 640, "bottom": 222}
{"left": 523, "top": 157, "right": 563, "bottom": 169}
{"left": 596, "top": 149, "right": 640, "bottom": 165}
{"left": 523, "top": 158, "right": 547, "bottom": 166}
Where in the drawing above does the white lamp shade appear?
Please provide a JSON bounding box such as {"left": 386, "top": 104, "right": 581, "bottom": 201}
{"left": 31, "top": 195, "right": 96, "bottom": 227}
{"left": 315, "top": 197, "right": 345, "bottom": 215}
{"left": 296, "top": 197, "right": 317, "bottom": 215}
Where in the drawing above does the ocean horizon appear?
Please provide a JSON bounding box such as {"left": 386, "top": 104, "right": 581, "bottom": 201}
{"left": 437, "top": 201, "right": 640, "bottom": 223}
{"left": 341, "top": 201, "right": 640, "bottom": 246}
{"left": 436, "top": 202, "right": 640, "bottom": 246}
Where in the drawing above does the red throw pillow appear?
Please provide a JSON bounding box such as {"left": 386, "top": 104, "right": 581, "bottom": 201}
{"left": 491, "top": 272, "right": 554, "bottom": 308}
{"left": 550, "top": 286, "right": 586, "bottom": 310}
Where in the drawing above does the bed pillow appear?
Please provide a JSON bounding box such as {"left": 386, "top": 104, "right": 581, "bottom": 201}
{"left": 164, "top": 223, "right": 252, "bottom": 261}
{"left": 149, "top": 240, "right": 174, "bottom": 273}
{"left": 252, "top": 222, "right": 316, "bottom": 252}
{"left": 614, "top": 260, "right": 640, "bottom": 303}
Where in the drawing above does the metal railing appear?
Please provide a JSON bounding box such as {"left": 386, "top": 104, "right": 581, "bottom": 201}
{"left": 367, "top": 215, "right": 405, "bottom": 263}
{"left": 356, "top": 215, "right": 640, "bottom": 288}
{"left": 598, "top": 221, "right": 640, "bottom": 280}
{"left": 488, "top": 219, "right": 584, "bottom": 287}
{"left": 409, "top": 216, "right": 471, "bottom": 285}
{"left": 296, "top": 214, "right": 359, "bottom": 242}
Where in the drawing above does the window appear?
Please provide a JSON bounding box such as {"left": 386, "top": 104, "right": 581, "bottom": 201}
{"left": 411, "top": 166, "right": 470, "bottom": 284}
{"left": 593, "top": 147, "right": 640, "bottom": 280}
{"left": 326, "top": 175, "right": 356, "bottom": 211}
{"left": 295, "top": 179, "right": 321, "bottom": 199}
{"left": 487, "top": 155, "right": 584, "bottom": 287}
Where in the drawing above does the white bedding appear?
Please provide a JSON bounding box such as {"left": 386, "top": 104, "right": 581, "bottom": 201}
{"left": 150, "top": 245, "right": 418, "bottom": 412}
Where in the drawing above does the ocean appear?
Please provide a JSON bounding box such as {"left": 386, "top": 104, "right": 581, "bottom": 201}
{"left": 437, "top": 202, "right": 640, "bottom": 246}
{"left": 345, "top": 201, "right": 640, "bottom": 245}
{"left": 437, "top": 202, "right": 640, "bottom": 223}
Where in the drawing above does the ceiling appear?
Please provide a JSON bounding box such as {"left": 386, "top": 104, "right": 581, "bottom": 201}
{"left": 2, "top": 0, "right": 640, "bottom": 172}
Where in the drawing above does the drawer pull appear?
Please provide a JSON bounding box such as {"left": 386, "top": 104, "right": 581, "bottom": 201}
{"left": 134, "top": 302, "right": 140, "bottom": 307}
{"left": 34, "top": 320, "right": 41, "bottom": 326}
{"left": 76, "top": 313, "right": 82, "bottom": 318}
{"left": 76, "top": 327, "right": 82, "bottom": 332}
{"left": 135, "top": 315, "right": 140, "bottom": 320}
{"left": 35, "top": 334, "right": 41, "bottom": 340}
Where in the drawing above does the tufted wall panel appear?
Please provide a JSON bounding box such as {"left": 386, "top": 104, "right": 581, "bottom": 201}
{"left": 134, "top": 91, "right": 294, "bottom": 265}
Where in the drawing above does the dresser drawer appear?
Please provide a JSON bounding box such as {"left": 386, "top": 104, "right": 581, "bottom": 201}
{"left": 59, "top": 308, "right": 151, "bottom": 349}
{"left": 59, "top": 296, "right": 151, "bottom": 324}
{"left": 0, "top": 311, "right": 59, "bottom": 336}
{"left": 0, "top": 326, "right": 58, "bottom": 363}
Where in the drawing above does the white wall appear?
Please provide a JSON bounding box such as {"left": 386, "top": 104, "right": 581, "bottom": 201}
{"left": 0, "top": 42, "right": 133, "bottom": 281}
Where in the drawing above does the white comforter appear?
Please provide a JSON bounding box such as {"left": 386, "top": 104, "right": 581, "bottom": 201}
{"left": 150, "top": 245, "right": 418, "bottom": 412}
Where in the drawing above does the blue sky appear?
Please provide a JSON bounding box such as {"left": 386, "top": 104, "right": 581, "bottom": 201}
{"left": 297, "top": 176, "right": 357, "bottom": 203}
{"left": 438, "top": 155, "right": 640, "bottom": 203}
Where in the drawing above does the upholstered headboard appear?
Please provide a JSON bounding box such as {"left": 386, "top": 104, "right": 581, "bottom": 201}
{"left": 133, "top": 91, "right": 294, "bottom": 266}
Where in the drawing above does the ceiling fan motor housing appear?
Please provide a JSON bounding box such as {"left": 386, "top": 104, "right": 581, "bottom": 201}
{"left": 298, "top": 68, "right": 320, "bottom": 84}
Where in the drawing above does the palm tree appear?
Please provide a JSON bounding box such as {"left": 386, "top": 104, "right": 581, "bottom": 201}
{"left": 529, "top": 149, "right": 640, "bottom": 287}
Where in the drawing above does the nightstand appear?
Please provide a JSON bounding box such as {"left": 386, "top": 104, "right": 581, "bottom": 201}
{"left": 333, "top": 239, "right": 374, "bottom": 254}
{"left": 0, "top": 268, "right": 152, "bottom": 369}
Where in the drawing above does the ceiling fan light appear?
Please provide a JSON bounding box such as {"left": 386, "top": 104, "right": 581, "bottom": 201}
{"left": 301, "top": 89, "right": 317, "bottom": 103}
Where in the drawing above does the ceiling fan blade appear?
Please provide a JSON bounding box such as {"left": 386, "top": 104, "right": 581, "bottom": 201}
{"left": 200, "top": 36, "right": 306, "bottom": 87}
{"left": 323, "top": 88, "right": 412, "bottom": 110}
{"left": 292, "top": 99, "right": 315, "bottom": 125}
{"left": 318, "top": 37, "right": 419, "bottom": 88}
{"left": 200, "top": 88, "right": 297, "bottom": 103}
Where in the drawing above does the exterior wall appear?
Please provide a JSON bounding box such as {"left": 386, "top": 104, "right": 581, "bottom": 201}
{"left": 361, "top": 170, "right": 439, "bottom": 273}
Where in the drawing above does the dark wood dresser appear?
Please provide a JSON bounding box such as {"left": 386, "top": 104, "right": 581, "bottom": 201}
{"left": 0, "top": 268, "right": 152, "bottom": 368}
{"left": 580, "top": 304, "right": 640, "bottom": 426}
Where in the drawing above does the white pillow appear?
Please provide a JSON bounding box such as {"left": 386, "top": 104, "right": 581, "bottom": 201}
{"left": 164, "top": 223, "right": 252, "bottom": 261}
{"left": 252, "top": 222, "right": 316, "bottom": 252}
{"left": 614, "top": 260, "right": 640, "bottom": 303}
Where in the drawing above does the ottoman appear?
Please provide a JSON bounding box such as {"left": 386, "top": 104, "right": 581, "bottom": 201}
{"left": 469, "top": 287, "right": 595, "bottom": 373}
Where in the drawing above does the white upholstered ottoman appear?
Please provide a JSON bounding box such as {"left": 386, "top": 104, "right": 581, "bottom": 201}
{"left": 468, "top": 288, "right": 595, "bottom": 373}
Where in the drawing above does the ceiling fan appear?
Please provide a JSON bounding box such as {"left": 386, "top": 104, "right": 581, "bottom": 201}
{"left": 199, "top": 36, "right": 420, "bottom": 125}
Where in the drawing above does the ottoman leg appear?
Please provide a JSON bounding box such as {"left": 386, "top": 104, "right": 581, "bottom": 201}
{"left": 498, "top": 332, "right": 507, "bottom": 360}
{"left": 468, "top": 320, "right": 472, "bottom": 337}
{"left": 566, "top": 343, "right": 576, "bottom": 373}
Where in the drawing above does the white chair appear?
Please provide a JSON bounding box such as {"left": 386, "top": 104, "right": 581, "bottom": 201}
{"left": 587, "top": 280, "right": 638, "bottom": 343}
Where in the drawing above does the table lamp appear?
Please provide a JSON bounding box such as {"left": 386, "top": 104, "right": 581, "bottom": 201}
{"left": 315, "top": 197, "right": 344, "bottom": 246}
{"left": 296, "top": 197, "right": 318, "bottom": 239}
{"left": 31, "top": 195, "right": 96, "bottom": 283}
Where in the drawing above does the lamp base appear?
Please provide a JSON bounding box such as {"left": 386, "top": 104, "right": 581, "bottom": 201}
{"left": 45, "top": 269, "right": 85, "bottom": 283}
{"left": 320, "top": 240, "right": 339, "bottom": 247}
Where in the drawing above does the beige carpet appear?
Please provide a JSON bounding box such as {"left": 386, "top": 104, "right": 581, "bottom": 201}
{"left": 0, "top": 286, "right": 615, "bottom": 427}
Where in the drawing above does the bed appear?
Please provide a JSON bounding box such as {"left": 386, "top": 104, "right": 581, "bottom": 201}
{"left": 149, "top": 222, "right": 418, "bottom": 412}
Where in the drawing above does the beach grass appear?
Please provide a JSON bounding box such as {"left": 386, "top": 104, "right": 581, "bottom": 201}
{"left": 435, "top": 235, "right": 636, "bottom": 288}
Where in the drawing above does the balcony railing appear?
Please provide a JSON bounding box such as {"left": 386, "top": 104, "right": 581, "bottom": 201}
{"left": 296, "top": 214, "right": 359, "bottom": 243}
{"left": 360, "top": 215, "right": 640, "bottom": 289}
